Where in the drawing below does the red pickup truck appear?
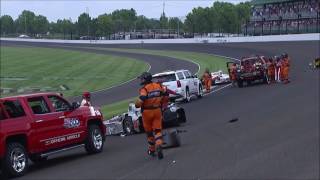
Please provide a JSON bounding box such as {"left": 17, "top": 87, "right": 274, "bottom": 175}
{"left": 0, "top": 92, "right": 106, "bottom": 177}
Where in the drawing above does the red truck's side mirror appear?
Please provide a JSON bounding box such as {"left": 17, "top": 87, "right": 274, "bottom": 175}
{"left": 71, "top": 102, "right": 80, "bottom": 110}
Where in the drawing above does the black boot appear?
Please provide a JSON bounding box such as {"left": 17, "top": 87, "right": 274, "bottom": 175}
{"left": 156, "top": 146, "right": 163, "bottom": 160}
{"left": 148, "top": 150, "right": 155, "bottom": 157}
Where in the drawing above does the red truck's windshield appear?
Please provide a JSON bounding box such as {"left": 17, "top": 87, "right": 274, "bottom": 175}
{"left": 3, "top": 100, "right": 26, "bottom": 118}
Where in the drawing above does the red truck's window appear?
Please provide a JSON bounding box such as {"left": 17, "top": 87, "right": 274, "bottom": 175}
{"left": 27, "top": 97, "right": 50, "bottom": 114}
{"left": 0, "top": 107, "right": 7, "bottom": 120}
{"left": 48, "top": 96, "right": 71, "bottom": 112}
{"left": 3, "top": 100, "right": 26, "bottom": 118}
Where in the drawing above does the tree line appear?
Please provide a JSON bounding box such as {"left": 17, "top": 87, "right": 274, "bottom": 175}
{"left": 0, "top": 1, "right": 251, "bottom": 39}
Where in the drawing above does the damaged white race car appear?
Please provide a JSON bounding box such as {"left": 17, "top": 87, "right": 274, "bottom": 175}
{"left": 104, "top": 103, "right": 186, "bottom": 136}
{"left": 211, "top": 70, "right": 231, "bottom": 85}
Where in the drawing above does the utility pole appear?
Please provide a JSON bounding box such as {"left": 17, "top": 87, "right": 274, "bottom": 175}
{"left": 24, "top": 13, "right": 27, "bottom": 35}
{"left": 177, "top": 19, "right": 180, "bottom": 38}
{"left": 86, "top": 7, "right": 90, "bottom": 38}
{"left": 162, "top": 1, "right": 165, "bottom": 16}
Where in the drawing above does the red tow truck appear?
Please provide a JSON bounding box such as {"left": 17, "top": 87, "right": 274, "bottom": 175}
{"left": 0, "top": 92, "right": 106, "bottom": 177}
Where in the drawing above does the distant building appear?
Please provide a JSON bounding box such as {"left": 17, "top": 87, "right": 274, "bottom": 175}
{"left": 243, "top": 0, "right": 319, "bottom": 35}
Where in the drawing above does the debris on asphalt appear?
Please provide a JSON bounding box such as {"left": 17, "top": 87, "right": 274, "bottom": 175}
{"left": 229, "top": 118, "right": 239, "bottom": 123}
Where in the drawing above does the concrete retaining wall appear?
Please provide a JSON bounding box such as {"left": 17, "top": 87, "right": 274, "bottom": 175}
{"left": 1, "top": 33, "right": 319, "bottom": 44}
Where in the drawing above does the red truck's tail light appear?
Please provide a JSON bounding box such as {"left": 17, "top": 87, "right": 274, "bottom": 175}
{"left": 177, "top": 80, "right": 181, "bottom": 88}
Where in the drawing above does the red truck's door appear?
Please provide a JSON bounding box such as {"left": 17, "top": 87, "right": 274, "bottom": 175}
{"left": 46, "top": 95, "right": 87, "bottom": 147}
{"left": 27, "top": 96, "right": 67, "bottom": 152}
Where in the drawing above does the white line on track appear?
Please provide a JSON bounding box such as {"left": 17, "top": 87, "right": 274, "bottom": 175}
{"left": 206, "top": 53, "right": 241, "bottom": 62}
{"left": 204, "top": 83, "right": 233, "bottom": 96}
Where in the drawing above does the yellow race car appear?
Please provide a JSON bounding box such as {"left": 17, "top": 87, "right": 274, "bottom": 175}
{"left": 315, "top": 57, "right": 320, "bottom": 69}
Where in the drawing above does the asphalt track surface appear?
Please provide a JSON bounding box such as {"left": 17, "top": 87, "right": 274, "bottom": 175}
{"left": 0, "top": 40, "right": 319, "bottom": 180}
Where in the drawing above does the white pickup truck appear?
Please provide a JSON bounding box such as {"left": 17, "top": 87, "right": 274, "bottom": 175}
{"left": 152, "top": 70, "right": 203, "bottom": 102}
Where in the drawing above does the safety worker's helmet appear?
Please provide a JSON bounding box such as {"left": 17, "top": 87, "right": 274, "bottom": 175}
{"left": 282, "top": 53, "right": 288, "bottom": 58}
{"left": 138, "top": 72, "right": 152, "bottom": 85}
{"left": 83, "top": 91, "right": 90, "bottom": 98}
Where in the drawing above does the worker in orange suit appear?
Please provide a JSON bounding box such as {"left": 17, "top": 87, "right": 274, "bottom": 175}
{"left": 267, "top": 58, "right": 276, "bottom": 83}
{"left": 202, "top": 69, "right": 212, "bottom": 92}
{"left": 229, "top": 63, "right": 237, "bottom": 86}
{"left": 135, "top": 72, "right": 165, "bottom": 160}
{"left": 282, "top": 53, "right": 290, "bottom": 84}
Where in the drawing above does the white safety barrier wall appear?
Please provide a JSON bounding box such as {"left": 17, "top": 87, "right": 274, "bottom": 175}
{"left": 1, "top": 33, "right": 319, "bottom": 44}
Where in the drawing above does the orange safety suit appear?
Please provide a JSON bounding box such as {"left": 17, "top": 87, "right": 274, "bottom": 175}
{"left": 202, "top": 72, "right": 212, "bottom": 92}
{"left": 229, "top": 65, "right": 237, "bottom": 81}
{"left": 135, "top": 82, "right": 165, "bottom": 152}
{"left": 280, "top": 59, "right": 286, "bottom": 81}
{"left": 267, "top": 61, "right": 275, "bottom": 83}
{"left": 282, "top": 57, "right": 290, "bottom": 83}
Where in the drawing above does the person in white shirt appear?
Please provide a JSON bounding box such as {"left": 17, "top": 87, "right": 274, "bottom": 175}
{"left": 80, "top": 91, "right": 91, "bottom": 106}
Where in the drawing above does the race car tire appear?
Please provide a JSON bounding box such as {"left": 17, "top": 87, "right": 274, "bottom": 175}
{"left": 247, "top": 80, "right": 252, "bottom": 86}
{"left": 138, "top": 117, "right": 145, "bottom": 132}
{"left": 212, "top": 79, "right": 216, "bottom": 85}
{"left": 85, "top": 124, "right": 104, "bottom": 154}
{"left": 237, "top": 80, "right": 243, "bottom": 88}
{"left": 177, "top": 108, "right": 186, "bottom": 123}
{"left": 197, "top": 85, "right": 203, "bottom": 98}
{"left": 123, "top": 116, "right": 135, "bottom": 135}
{"left": 184, "top": 88, "right": 191, "bottom": 103}
{"left": 29, "top": 154, "right": 47, "bottom": 164}
{"left": 3, "top": 142, "right": 28, "bottom": 178}
{"left": 262, "top": 74, "right": 268, "bottom": 84}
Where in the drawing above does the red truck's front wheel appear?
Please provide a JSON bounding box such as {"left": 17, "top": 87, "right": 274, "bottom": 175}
{"left": 85, "top": 124, "right": 104, "bottom": 154}
{"left": 3, "top": 142, "right": 28, "bottom": 177}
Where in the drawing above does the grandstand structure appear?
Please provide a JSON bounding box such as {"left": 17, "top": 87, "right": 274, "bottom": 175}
{"left": 244, "top": 0, "right": 319, "bottom": 35}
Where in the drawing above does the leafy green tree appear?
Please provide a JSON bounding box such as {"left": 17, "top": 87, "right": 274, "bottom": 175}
{"left": 168, "top": 17, "right": 184, "bottom": 35}
{"left": 159, "top": 12, "right": 168, "bottom": 29}
{"left": 34, "top": 15, "right": 49, "bottom": 35}
{"left": 90, "top": 18, "right": 98, "bottom": 37}
{"left": 0, "top": 15, "right": 14, "bottom": 35}
{"left": 135, "top": 15, "right": 150, "bottom": 31}
{"left": 15, "top": 10, "right": 36, "bottom": 35}
{"left": 97, "top": 13, "right": 113, "bottom": 37}
{"left": 112, "top": 8, "right": 137, "bottom": 32}
{"left": 55, "top": 19, "right": 74, "bottom": 39}
{"left": 77, "top": 13, "right": 91, "bottom": 36}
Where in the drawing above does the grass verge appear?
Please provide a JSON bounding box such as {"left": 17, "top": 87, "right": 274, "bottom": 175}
{"left": 0, "top": 46, "right": 148, "bottom": 97}
{"left": 100, "top": 97, "right": 136, "bottom": 119}
{"left": 90, "top": 47, "right": 228, "bottom": 75}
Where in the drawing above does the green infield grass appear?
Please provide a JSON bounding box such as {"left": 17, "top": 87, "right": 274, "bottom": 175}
{"left": 0, "top": 46, "right": 148, "bottom": 97}
{"left": 87, "top": 47, "right": 228, "bottom": 75}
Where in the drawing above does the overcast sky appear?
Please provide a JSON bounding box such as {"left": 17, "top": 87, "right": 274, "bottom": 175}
{"left": 1, "top": 0, "right": 246, "bottom": 22}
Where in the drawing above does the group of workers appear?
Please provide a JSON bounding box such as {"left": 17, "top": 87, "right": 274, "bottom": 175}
{"left": 227, "top": 53, "right": 291, "bottom": 85}
{"left": 79, "top": 53, "right": 291, "bottom": 161}
{"left": 267, "top": 53, "right": 291, "bottom": 84}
